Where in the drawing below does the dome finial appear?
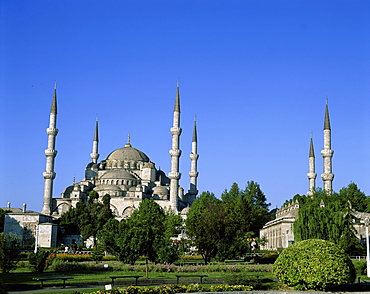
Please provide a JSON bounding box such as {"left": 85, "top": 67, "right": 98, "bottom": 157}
{"left": 125, "top": 133, "right": 132, "bottom": 147}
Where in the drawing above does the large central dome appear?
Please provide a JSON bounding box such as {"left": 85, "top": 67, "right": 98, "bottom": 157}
{"left": 106, "top": 145, "right": 150, "bottom": 162}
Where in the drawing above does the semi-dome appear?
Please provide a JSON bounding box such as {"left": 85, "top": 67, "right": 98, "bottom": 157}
{"left": 106, "top": 145, "right": 150, "bottom": 162}
{"left": 152, "top": 185, "right": 169, "bottom": 195}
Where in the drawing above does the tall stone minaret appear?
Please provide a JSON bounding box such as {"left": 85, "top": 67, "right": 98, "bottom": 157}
{"left": 168, "top": 82, "right": 182, "bottom": 212}
{"left": 321, "top": 99, "right": 334, "bottom": 193}
{"left": 188, "top": 117, "right": 199, "bottom": 196}
{"left": 90, "top": 117, "right": 100, "bottom": 163}
{"left": 307, "top": 134, "right": 316, "bottom": 196}
{"left": 42, "top": 84, "right": 59, "bottom": 215}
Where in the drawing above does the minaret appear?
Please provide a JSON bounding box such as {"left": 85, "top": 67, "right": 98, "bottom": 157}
{"left": 189, "top": 117, "right": 199, "bottom": 195}
{"left": 321, "top": 99, "right": 334, "bottom": 193}
{"left": 42, "top": 83, "right": 59, "bottom": 215}
{"left": 90, "top": 116, "right": 100, "bottom": 163}
{"left": 307, "top": 134, "right": 316, "bottom": 196}
{"left": 168, "top": 82, "right": 182, "bottom": 212}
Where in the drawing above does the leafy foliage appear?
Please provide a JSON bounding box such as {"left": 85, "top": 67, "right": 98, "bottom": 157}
{"left": 293, "top": 186, "right": 365, "bottom": 255}
{"left": 185, "top": 191, "right": 225, "bottom": 264}
{"left": 186, "top": 182, "right": 270, "bottom": 263}
{"left": 273, "top": 239, "right": 355, "bottom": 291}
{"left": 0, "top": 232, "right": 21, "bottom": 273}
{"left": 59, "top": 192, "right": 114, "bottom": 247}
{"left": 28, "top": 251, "right": 50, "bottom": 273}
{"left": 221, "top": 181, "right": 270, "bottom": 259}
{"left": 98, "top": 198, "right": 183, "bottom": 264}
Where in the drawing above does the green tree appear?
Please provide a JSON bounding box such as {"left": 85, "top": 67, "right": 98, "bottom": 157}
{"left": 185, "top": 191, "right": 226, "bottom": 264}
{"left": 0, "top": 232, "right": 21, "bottom": 273}
{"left": 294, "top": 186, "right": 364, "bottom": 255}
{"left": 97, "top": 218, "right": 135, "bottom": 263}
{"left": 220, "top": 181, "right": 270, "bottom": 259}
{"left": 338, "top": 182, "right": 369, "bottom": 212}
{"left": 59, "top": 191, "right": 114, "bottom": 248}
{"left": 99, "top": 198, "right": 180, "bottom": 264}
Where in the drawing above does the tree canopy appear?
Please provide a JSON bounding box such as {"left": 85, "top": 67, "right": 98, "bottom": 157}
{"left": 293, "top": 183, "right": 367, "bottom": 255}
{"left": 186, "top": 181, "right": 270, "bottom": 263}
{"left": 0, "top": 233, "right": 21, "bottom": 273}
{"left": 98, "top": 198, "right": 183, "bottom": 264}
{"left": 185, "top": 191, "right": 225, "bottom": 264}
{"left": 59, "top": 191, "right": 114, "bottom": 248}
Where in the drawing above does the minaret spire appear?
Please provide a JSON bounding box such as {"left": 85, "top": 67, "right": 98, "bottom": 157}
{"left": 90, "top": 116, "right": 100, "bottom": 163}
{"left": 42, "top": 84, "right": 59, "bottom": 215}
{"left": 321, "top": 98, "right": 334, "bottom": 193}
{"left": 189, "top": 116, "right": 199, "bottom": 196}
{"left": 307, "top": 133, "right": 316, "bottom": 196}
{"left": 168, "top": 81, "right": 182, "bottom": 212}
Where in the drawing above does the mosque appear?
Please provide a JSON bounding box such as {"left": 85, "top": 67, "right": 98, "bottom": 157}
{"left": 3, "top": 83, "right": 199, "bottom": 247}
{"left": 43, "top": 83, "right": 198, "bottom": 218}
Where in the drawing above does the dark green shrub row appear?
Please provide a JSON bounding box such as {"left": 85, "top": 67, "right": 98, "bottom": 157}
{"left": 47, "top": 260, "right": 271, "bottom": 273}
{"left": 50, "top": 253, "right": 115, "bottom": 262}
{"left": 49, "top": 260, "right": 113, "bottom": 272}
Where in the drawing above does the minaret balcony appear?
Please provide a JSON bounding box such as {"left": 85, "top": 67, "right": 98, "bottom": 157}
{"left": 170, "top": 127, "right": 182, "bottom": 135}
{"left": 43, "top": 171, "right": 56, "bottom": 179}
{"left": 45, "top": 149, "right": 58, "bottom": 157}
{"left": 46, "top": 127, "right": 59, "bottom": 136}
{"left": 189, "top": 171, "right": 199, "bottom": 177}
{"left": 169, "top": 149, "right": 182, "bottom": 157}
{"left": 307, "top": 172, "right": 317, "bottom": 179}
{"left": 321, "top": 149, "right": 334, "bottom": 157}
{"left": 168, "top": 172, "right": 181, "bottom": 180}
{"left": 190, "top": 153, "right": 199, "bottom": 160}
{"left": 321, "top": 173, "right": 334, "bottom": 181}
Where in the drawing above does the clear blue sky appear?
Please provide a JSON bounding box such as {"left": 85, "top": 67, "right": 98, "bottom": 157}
{"left": 1, "top": 0, "right": 369, "bottom": 212}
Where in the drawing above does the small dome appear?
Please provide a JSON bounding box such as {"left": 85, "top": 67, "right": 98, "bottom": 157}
{"left": 106, "top": 146, "right": 149, "bottom": 162}
{"left": 100, "top": 170, "right": 137, "bottom": 180}
{"left": 86, "top": 162, "right": 98, "bottom": 169}
{"left": 152, "top": 186, "right": 169, "bottom": 195}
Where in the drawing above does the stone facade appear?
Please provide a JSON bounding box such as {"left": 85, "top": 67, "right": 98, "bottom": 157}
{"left": 3, "top": 205, "right": 56, "bottom": 247}
{"left": 259, "top": 202, "right": 298, "bottom": 250}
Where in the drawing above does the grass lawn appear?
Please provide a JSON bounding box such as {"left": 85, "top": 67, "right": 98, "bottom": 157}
{"left": 1, "top": 268, "right": 273, "bottom": 285}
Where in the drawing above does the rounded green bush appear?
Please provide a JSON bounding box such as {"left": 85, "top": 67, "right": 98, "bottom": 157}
{"left": 272, "top": 239, "right": 355, "bottom": 291}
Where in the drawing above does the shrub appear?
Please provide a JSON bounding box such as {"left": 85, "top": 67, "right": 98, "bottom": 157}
{"left": 273, "top": 239, "right": 356, "bottom": 291}
{"left": 224, "top": 273, "right": 261, "bottom": 289}
{"left": 353, "top": 260, "right": 367, "bottom": 276}
{"left": 28, "top": 251, "right": 50, "bottom": 273}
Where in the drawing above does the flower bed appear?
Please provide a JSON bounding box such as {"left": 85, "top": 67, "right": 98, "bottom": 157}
{"left": 73, "top": 284, "right": 253, "bottom": 294}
